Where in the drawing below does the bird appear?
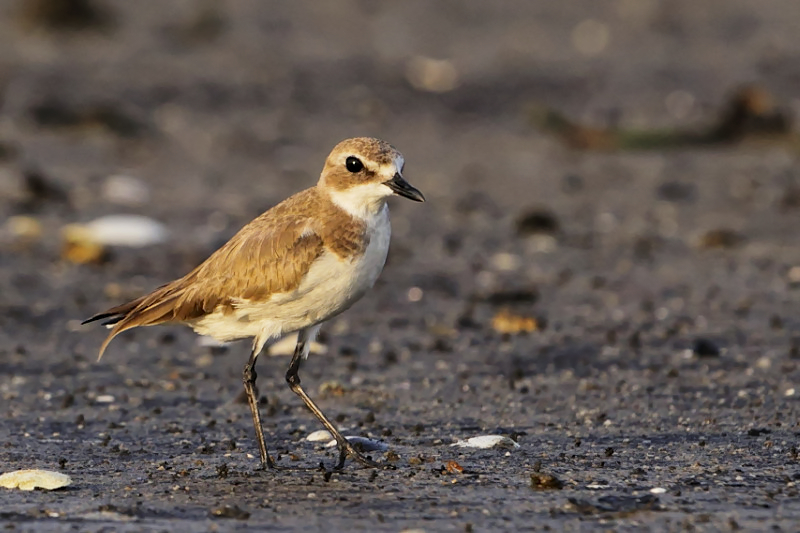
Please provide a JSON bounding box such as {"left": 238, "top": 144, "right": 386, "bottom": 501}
{"left": 82, "top": 137, "right": 425, "bottom": 471}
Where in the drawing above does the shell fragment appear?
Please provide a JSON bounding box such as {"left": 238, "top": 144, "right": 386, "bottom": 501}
{"left": 0, "top": 470, "right": 72, "bottom": 491}
{"left": 451, "top": 435, "right": 520, "bottom": 450}
{"left": 324, "top": 436, "right": 388, "bottom": 452}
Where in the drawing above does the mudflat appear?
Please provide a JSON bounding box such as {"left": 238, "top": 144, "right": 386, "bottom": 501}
{"left": 1, "top": 1, "right": 799, "bottom": 530}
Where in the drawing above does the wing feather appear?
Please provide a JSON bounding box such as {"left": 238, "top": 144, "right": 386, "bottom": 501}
{"left": 87, "top": 190, "right": 327, "bottom": 359}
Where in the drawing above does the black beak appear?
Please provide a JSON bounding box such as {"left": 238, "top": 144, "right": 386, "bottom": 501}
{"left": 384, "top": 173, "right": 425, "bottom": 202}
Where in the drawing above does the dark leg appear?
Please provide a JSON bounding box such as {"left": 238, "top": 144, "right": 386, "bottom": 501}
{"left": 285, "top": 329, "right": 390, "bottom": 470}
{"left": 242, "top": 346, "right": 277, "bottom": 470}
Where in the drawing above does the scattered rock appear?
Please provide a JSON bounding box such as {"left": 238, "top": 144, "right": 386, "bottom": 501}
{"left": 18, "top": 0, "right": 113, "bottom": 32}
{"left": 657, "top": 181, "right": 696, "bottom": 203}
{"left": 566, "top": 494, "right": 660, "bottom": 516}
{"left": 3, "top": 216, "right": 42, "bottom": 247}
{"left": 491, "top": 309, "right": 540, "bottom": 335}
{"left": 787, "top": 266, "right": 800, "bottom": 287}
{"left": 516, "top": 209, "right": 560, "bottom": 236}
{"left": 210, "top": 505, "right": 250, "bottom": 520}
{"left": 61, "top": 228, "right": 107, "bottom": 264}
{"left": 483, "top": 289, "right": 539, "bottom": 305}
{"left": 711, "top": 85, "right": 792, "bottom": 142}
{"left": 693, "top": 338, "right": 720, "bottom": 358}
{"left": 530, "top": 472, "right": 564, "bottom": 490}
{"left": 164, "top": 1, "right": 226, "bottom": 46}
{"left": 697, "top": 229, "right": 744, "bottom": 250}
{"left": 444, "top": 460, "right": 464, "bottom": 474}
{"left": 0, "top": 470, "right": 72, "bottom": 491}
{"left": 561, "top": 174, "right": 584, "bottom": 194}
{"left": 405, "top": 56, "right": 459, "bottom": 93}
{"left": 21, "top": 169, "right": 71, "bottom": 211}
{"left": 29, "top": 100, "right": 143, "bottom": 138}
{"left": 490, "top": 252, "right": 522, "bottom": 272}
{"left": 102, "top": 175, "right": 150, "bottom": 206}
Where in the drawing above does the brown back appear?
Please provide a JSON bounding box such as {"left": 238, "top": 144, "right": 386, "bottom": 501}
{"left": 94, "top": 187, "right": 367, "bottom": 358}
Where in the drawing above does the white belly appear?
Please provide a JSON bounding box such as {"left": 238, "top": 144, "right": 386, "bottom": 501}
{"left": 190, "top": 205, "right": 391, "bottom": 344}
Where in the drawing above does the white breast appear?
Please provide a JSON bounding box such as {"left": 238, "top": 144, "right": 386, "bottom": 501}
{"left": 190, "top": 204, "right": 391, "bottom": 346}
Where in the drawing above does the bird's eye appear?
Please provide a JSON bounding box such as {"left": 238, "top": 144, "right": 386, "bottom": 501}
{"left": 345, "top": 156, "right": 363, "bottom": 173}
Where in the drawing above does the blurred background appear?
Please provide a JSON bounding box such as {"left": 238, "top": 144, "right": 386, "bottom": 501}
{"left": 2, "top": 0, "right": 799, "bottom": 346}
{"left": 2, "top": 0, "right": 800, "bottom": 528}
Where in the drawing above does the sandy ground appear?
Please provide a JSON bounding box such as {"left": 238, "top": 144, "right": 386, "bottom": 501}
{"left": 1, "top": 0, "right": 800, "bottom": 531}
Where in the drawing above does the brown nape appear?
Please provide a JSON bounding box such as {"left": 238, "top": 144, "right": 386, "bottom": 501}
{"left": 86, "top": 187, "right": 368, "bottom": 358}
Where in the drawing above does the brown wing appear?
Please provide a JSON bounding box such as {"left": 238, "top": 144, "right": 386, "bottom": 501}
{"left": 85, "top": 190, "right": 326, "bottom": 359}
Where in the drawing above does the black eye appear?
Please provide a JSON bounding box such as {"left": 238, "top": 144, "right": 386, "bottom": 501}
{"left": 346, "top": 156, "right": 363, "bottom": 173}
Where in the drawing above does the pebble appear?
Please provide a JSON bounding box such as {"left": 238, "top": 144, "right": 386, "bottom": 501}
{"left": 405, "top": 56, "right": 459, "bottom": 93}
{"left": 102, "top": 175, "right": 150, "bottom": 206}
{"left": 491, "top": 310, "right": 539, "bottom": 334}
{"left": 4, "top": 216, "right": 42, "bottom": 243}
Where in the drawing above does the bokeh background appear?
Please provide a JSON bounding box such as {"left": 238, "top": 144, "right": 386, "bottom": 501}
{"left": 1, "top": 1, "right": 800, "bottom": 530}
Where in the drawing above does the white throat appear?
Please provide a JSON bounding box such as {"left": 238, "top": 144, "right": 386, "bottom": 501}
{"left": 327, "top": 183, "right": 392, "bottom": 221}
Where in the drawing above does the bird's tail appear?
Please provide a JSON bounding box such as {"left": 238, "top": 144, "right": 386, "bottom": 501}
{"left": 82, "top": 283, "right": 182, "bottom": 361}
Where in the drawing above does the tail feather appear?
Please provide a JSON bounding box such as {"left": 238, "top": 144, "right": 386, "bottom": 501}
{"left": 85, "top": 284, "right": 184, "bottom": 361}
{"left": 82, "top": 295, "right": 149, "bottom": 325}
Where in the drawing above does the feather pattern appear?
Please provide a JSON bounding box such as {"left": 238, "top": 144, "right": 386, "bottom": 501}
{"left": 85, "top": 187, "right": 369, "bottom": 359}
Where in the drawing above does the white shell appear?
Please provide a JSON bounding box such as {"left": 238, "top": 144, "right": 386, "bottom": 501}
{"left": 325, "top": 436, "right": 388, "bottom": 452}
{"left": 0, "top": 470, "right": 72, "bottom": 491}
{"left": 75, "top": 215, "right": 168, "bottom": 247}
{"left": 451, "top": 435, "right": 520, "bottom": 450}
{"left": 306, "top": 429, "right": 334, "bottom": 442}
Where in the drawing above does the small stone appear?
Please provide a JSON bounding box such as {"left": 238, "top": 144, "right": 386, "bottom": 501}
{"left": 516, "top": 209, "right": 559, "bottom": 236}
{"left": 491, "top": 310, "right": 539, "bottom": 335}
{"left": 210, "top": 505, "right": 250, "bottom": 520}
{"left": 530, "top": 472, "right": 564, "bottom": 490}
{"left": 405, "top": 56, "right": 459, "bottom": 93}
{"left": 697, "top": 229, "right": 743, "bottom": 250}
{"left": 102, "top": 175, "right": 150, "bottom": 206}
{"left": 693, "top": 338, "right": 720, "bottom": 357}
{"left": 444, "top": 460, "right": 464, "bottom": 474}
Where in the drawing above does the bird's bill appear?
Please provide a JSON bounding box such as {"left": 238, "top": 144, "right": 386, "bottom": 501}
{"left": 384, "top": 173, "right": 425, "bottom": 202}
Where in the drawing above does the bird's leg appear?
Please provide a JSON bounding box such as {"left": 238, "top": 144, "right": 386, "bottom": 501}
{"left": 285, "top": 327, "right": 389, "bottom": 470}
{"left": 242, "top": 345, "right": 278, "bottom": 470}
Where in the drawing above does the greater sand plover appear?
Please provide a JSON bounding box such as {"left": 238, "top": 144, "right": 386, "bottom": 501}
{"left": 83, "top": 137, "right": 425, "bottom": 470}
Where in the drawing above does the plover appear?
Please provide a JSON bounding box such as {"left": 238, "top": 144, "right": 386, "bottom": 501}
{"left": 83, "top": 137, "right": 424, "bottom": 470}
